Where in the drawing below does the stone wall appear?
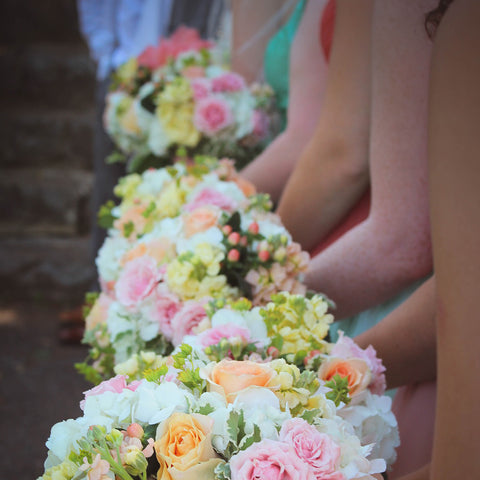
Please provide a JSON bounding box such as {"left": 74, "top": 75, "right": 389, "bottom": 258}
{"left": 0, "top": 0, "right": 97, "bottom": 302}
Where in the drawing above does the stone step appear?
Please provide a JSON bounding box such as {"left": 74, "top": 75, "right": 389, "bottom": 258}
{"left": 0, "top": 168, "right": 93, "bottom": 236}
{"left": 0, "top": 0, "right": 83, "bottom": 45}
{"left": 0, "top": 43, "right": 95, "bottom": 110}
{"left": 0, "top": 108, "right": 94, "bottom": 170}
{"left": 0, "top": 235, "right": 95, "bottom": 302}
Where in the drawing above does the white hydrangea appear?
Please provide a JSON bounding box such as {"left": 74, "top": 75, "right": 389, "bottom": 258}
{"left": 147, "top": 117, "right": 170, "bottom": 156}
{"left": 337, "top": 390, "right": 400, "bottom": 467}
{"left": 96, "top": 235, "right": 130, "bottom": 283}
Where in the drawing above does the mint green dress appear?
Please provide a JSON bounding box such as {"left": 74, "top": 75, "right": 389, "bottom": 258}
{"left": 264, "top": 0, "right": 307, "bottom": 131}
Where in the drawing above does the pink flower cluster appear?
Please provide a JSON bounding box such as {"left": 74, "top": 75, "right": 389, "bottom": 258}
{"left": 331, "top": 331, "right": 387, "bottom": 395}
{"left": 230, "top": 418, "right": 343, "bottom": 480}
{"left": 184, "top": 187, "right": 237, "bottom": 212}
{"left": 137, "top": 27, "right": 212, "bottom": 69}
{"left": 80, "top": 375, "right": 141, "bottom": 410}
{"left": 193, "top": 97, "right": 234, "bottom": 136}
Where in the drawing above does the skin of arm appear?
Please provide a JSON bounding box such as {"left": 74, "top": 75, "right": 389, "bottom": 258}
{"left": 276, "top": 0, "right": 373, "bottom": 251}
{"left": 305, "top": 0, "right": 435, "bottom": 319}
{"left": 427, "top": 1, "right": 480, "bottom": 478}
{"left": 354, "top": 277, "right": 436, "bottom": 390}
{"left": 231, "top": 0, "right": 292, "bottom": 83}
{"left": 240, "top": 0, "right": 329, "bottom": 203}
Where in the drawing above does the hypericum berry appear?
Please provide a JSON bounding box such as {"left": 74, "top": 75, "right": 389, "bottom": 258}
{"left": 248, "top": 222, "right": 259, "bottom": 234}
{"left": 222, "top": 225, "right": 233, "bottom": 235}
{"left": 227, "top": 232, "right": 241, "bottom": 245}
{"left": 258, "top": 250, "right": 270, "bottom": 262}
{"left": 127, "top": 423, "right": 144, "bottom": 439}
{"left": 267, "top": 346, "right": 279, "bottom": 358}
{"left": 227, "top": 249, "right": 240, "bottom": 261}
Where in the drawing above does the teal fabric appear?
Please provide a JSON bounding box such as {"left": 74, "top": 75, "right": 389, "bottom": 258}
{"left": 264, "top": 0, "right": 306, "bottom": 131}
{"left": 329, "top": 276, "right": 431, "bottom": 342}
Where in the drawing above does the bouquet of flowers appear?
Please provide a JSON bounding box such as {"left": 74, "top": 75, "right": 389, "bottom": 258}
{"left": 104, "top": 27, "right": 276, "bottom": 173}
{"left": 40, "top": 345, "right": 389, "bottom": 480}
{"left": 78, "top": 160, "right": 310, "bottom": 382}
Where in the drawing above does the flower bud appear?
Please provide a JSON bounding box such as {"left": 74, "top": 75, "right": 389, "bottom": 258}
{"left": 258, "top": 250, "right": 270, "bottom": 262}
{"left": 240, "top": 235, "right": 248, "bottom": 246}
{"left": 124, "top": 449, "right": 148, "bottom": 476}
{"left": 126, "top": 423, "right": 144, "bottom": 439}
{"left": 273, "top": 247, "right": 287, "bottom": 262}
{"left": 222, "top": 225, "right": 232, "bottom": 235}
{"left": 227, "top": 232, "right": 241, "bottom": 245}
{"left": 227, "top": 249, "right": 240, "bottom": 262}
{"left": 248, "top": 222, "right": 259, "bottom": 234}
{"left": 267, "top": 346, "right": 279, "bottom": 358}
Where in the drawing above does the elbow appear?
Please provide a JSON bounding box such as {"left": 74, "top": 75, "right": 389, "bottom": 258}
{"left": 376, "top": 222, "right": 433, "bottom": 286}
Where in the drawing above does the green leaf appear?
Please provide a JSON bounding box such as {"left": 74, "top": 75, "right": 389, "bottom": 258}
{"left": 325, "top": 374, "right": 351, "bottom": 406}
{"left": 195, "top": 403, "right": 215, "bottom": 415}
{"left": 142, "top": 201, "right": 156, "bottom": 218}
{"left": 106, "top": 151, "right": 127, "bottom": 164}
{"left": 123, "top": 221, "right": 135, "bottom": 237}
{"left": 300, "top": 408, "right": 322, "bottom": 424}
{"left": 143, "top": 365, "right": 168, "bottom": 384}
{"left": 97, "top": 200, "right": 116, "bottom": 229}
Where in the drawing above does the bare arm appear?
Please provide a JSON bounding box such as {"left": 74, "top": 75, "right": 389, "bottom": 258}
{"left": 355, "top": 277, "right": 436, "bottom": 390}
{"left": 231, "top": 0, "right": 293, "bottom": 83}
{"left": 277, "top": 0, "right": 372, "bottom": 251}
{"left": 428, "top": 1, "right": 480, "bottom": 478}
{"left": 305, "top": 0, "right": 435, "bottom": 319}
{"left": 241, "top": 0, "right": 329, "bottom": 202}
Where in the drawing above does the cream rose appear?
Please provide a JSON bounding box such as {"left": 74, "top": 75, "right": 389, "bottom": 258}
{"left": 154, "top": 412, "right": 224, "bottom": 480}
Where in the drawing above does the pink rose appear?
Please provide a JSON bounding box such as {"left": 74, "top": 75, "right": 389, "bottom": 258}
{"left": 194, "top": 97, "right": 233, "bottom": 136}
{"left": 198, "top": 323, "right": 252, "bottom": 348}
{"left": 211, "top": 73, "right": 246, "bottom": 93}
{"left": 230, "top": 439, "right": 311, "bottom": 480}
{"left": 146, "top": 284, "right": 182, "bottom": 342}
{"left": 330, "top": 331, "right": 386, "bottom": 395}
{"left": 115, "top": 256, "right": 160, "bottom": 307}
{"left": 190, "top": 78, "right": 211, "bottom": 100}
{"left": 184, "top": 187, "right": 237, "bottom": 212}
{"left": 171, "top": 301, "right": 208, "bottom": 347}
{"left": 279, "top": 418, "right": 343, "bottom": 480}
{"left": 80, "top": 375, "right": 140, "bottom": 410}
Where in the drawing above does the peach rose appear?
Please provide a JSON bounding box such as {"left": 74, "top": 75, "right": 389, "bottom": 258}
{"left": 183, "top": 207, "right": 219, "bottom": 237}
{"left": 114, "top": 205, "right": 148, "bottom": 239}
{"left": 318, "top": 358, "right": 372, "bottom": 396}
{"left": 154, "top": 412, "right": 224, "bottom": 480}
{"left": 85, "top": 292, "right": 112, "bottom": 331}
{"left": 204, "top": 359, "right": 276, "bottom": 402}
{"left": 121, "top": 239, "right": 175, "bottom": 266}
{"left": 233, "top": 175, "right": 256, "bottom": 197}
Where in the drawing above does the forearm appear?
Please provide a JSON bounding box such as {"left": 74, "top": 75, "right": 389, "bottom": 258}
{"left": 277, "top": 132, "right": 369, "bottom": 251}
{"left": 354, "top": 277, "right": 436, "bottom": 389}
{"left": 241, "top": 127, "right": 315, "bottom": 203}
{"left": 305, "top": 215, "right": 432, "bottom": 319}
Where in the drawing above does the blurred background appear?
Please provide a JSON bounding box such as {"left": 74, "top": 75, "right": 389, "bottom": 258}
{"left": 0, "top": 1, "right": 94, "bottom": 477}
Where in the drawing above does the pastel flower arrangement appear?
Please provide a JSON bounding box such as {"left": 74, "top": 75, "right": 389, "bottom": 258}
{"left": 104, "top": 27, "right": 276, "bottom": 173}
{"left": 40, "top": 344, "right": 389, "bottom": 480}
{"left": 78, "top": 159, "right": 310, "bottom": 382}
{"left": 76, "top": 293, "right": 400, "bottom": 469}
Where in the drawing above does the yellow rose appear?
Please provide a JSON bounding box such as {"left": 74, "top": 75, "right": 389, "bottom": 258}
{"left": 154, "top": 413, "right": 224, "bottom": 480}
{"left": 203, "top": 359, "right": 276, "bottom": 403}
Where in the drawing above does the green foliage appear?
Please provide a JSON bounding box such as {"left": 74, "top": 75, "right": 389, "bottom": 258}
{"left": 123, "top": 221, "right": 135, "bottom": 238}
{"left": 214, "top": 462, "right": 231, "bottom": 480}
{"left": 143, "top": 365, "right": 169, "bottom": 384}
{"left": 223, "top": 410, "right": 262, "bottom": 459}
{"left": 325, "top": 374, "right": 352, "bottom": 407}
{"left": 106, "top": 151, "right": 127, "bottom": 164}
{"left": 142, "top": 201, "right": 156, "bottom": 218}
{"left": 97, "top": 200, "right": 116, "bottom": 229}
{"left": 300, "top": 408, "right": 323, "bottom": 425}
